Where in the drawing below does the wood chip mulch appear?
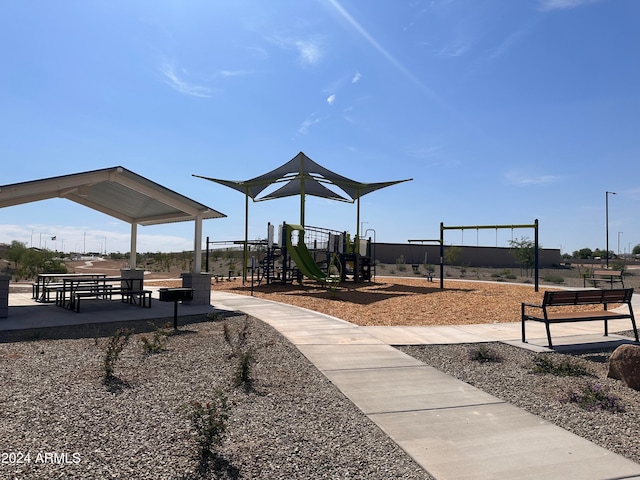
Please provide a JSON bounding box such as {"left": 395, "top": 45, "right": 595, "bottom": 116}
{"left": 145, "top": 277, "right": 593, "bottom": 327}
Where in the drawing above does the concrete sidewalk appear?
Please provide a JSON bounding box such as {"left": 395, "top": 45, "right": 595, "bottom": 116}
{"left": 209, "top": 290, "right": 640, "bottom": 480}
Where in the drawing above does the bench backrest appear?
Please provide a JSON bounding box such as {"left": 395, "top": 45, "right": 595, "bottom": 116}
{"left": 592, "top": 270, "right": 623, "bottom": 277}
{"left": 543, "top": 288, "right": 633, "bottom": 306}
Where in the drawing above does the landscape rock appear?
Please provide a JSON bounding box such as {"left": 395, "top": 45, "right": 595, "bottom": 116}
{"left": 608, "top": 344, "right": 640, "bottom": 390}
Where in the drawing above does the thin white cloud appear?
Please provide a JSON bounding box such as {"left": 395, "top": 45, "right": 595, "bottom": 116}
{"left": 342, "top": 107, "right": 355, "bottom": 124}
{"left": 490, "top": 31, "right": 525, "bottom": 59}
{"left": 159, "top": 63, "right": 214, "bottom": 98}
{"left": 505, "top": 170, "right": 560, "bottom": 186}
{"left": 539, "top": 0, "right": 603, "bottom": 11}
{"left": 327, "top": 94, "right": 336, "bottom": 105}
{"left": 265, "top": 34, "right": 324, "bottom": 66}
{"left": 352, "top": 72, "right": 362, "bottom": 83}
{"left": 213, "top": 69, "right": 256, "bottom": 78}
{"left": 245, "top": 45, "right": 269, "bottom": 60}
{"left": 297, "top": 113, "right": 325, "bottom": 135}
{"left": 432, "top": 41, "right": 469, "bottom": 58}
{"left": 295, "top": 40, "right": 323, "bottom": 65}
{"left": 489, "top": 20, "right": 539, "bottom": 60}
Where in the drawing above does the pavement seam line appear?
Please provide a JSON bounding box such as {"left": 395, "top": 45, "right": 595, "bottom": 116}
{"left": 365, "top": 400, "right": 508, "bottom": 416}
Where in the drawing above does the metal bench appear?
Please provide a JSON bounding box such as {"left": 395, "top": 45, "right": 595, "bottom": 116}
{"left": 521, "top": 288, "right": 638, "bottom": 348}
{"left": 583, "top": 269, "right": 624, "bottom": 288}
{"left": 73, "top": 287, "right": 152, "bottom": 312}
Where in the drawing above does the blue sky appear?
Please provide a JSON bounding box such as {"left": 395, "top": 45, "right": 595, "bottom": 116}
{"left": 1, "top": 0, "right": 639, "bottom": 256}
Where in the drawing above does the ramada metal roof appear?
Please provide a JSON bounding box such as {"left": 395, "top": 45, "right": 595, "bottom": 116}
{"left": 0, "top": 166, "right": 226, "bottom": 225}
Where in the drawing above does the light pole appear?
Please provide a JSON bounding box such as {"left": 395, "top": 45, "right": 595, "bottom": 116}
{"left": 606, "top": 191, "right": 616, "bottom": 268}
{"left": 618, "top": 232, "right": 623, "bottom": 257}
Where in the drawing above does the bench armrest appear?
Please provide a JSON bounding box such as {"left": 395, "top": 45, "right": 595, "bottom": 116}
{"left": 521, "top": 302, "right": 542, "bottom": 309}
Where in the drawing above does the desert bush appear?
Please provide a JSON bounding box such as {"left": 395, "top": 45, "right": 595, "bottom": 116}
{"left": 543, "top": 274, "right": 565, "bottom": 284}
{"left": 235, "top": 351, "right": 254, "bottom": 387}
{"left": 206, "top": 311, "right": 223, "bottom": 322}
{"left": 562, "top": 383, "right": 625, "bottom": 413}
{"left": 532, "top": 354, "right": 591, "bottom": 377}
{"left": 182, "top": 390, "right": 231, "bottom": 469}
{"left": 468, "top": 344, "right": 503, "bottom": 363}
{"left": 491, "top": 269, "right": 517, "bottom": 280}
{"left": 223, "top": 319, "right": 254, "bottom": 388}
{"left": 139, "top": 322, "right": 171, "bottom": 355}
{"left": 103, "top": 328, "right": 133, "bottom": 381}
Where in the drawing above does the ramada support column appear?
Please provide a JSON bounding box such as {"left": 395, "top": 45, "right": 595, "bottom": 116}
{"left": 181, "top": 214, "right": 212, "bottom": 305}
{"left": 0, "top": 275, "right": 10, "bottom": 318}
{"left": 181, "top": 272, "right": 212, "bottom": 305}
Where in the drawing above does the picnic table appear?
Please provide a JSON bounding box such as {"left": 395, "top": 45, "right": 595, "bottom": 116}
{"left": 56, "top": 276, "right": 151, "bottom": 312}
{"left": 33, "top": 273, "right": 107, "bottom": 303}
{"left": 57, "top": 276, "right": 149, "bottom": 312}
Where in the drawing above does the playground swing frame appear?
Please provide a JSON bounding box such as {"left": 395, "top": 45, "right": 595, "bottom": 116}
{"left": 439, "top": 219, "right": 540, "bottom": 292}
{"left": 408, "top": 239, "right": 442, "bottom": 280}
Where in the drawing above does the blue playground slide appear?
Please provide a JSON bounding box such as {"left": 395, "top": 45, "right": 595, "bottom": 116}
{"left": 284, "top": 224, "right": 337, "bottom": 283}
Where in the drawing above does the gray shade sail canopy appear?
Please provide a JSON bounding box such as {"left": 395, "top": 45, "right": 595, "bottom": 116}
{"left": 193, "top": 151, "right": 411, "bottom": 204}
{"left": 193, "top": 152, "right": 412, "bottom": 280}
{"left": 0, "top": 166, "right": 226, "bottom": 272}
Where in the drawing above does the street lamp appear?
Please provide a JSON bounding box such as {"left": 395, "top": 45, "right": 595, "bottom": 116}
{"left": 606, "top": 191, "right": 616, "bottom": 268}
{"left": 618, "top": 232, "right": 623, "bottom": 257}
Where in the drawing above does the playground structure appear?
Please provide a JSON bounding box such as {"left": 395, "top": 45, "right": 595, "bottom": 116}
{"left": 252, "top": 222, "right": 372, "bottom": 285}
{"left": 195, "top": 153, "right": 540, "bottom": 288}
{"left": 430, "top": 220, "right": 540, "bottom": 291}
{"left": 407, "top": 220, "right": 541, "bottom": 291}
{"left": 194, "top": 152, "right": 410, "bottom": 284}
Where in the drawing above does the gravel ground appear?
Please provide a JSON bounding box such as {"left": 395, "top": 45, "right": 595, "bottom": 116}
{"left": 399, "top": 336, "right": 640, "bottom": 465}
{"left": 4, "top": 270, "right": 640, "bottom": 478}
{"left": 0, "top": 313, "right": 432, "bottom": 480}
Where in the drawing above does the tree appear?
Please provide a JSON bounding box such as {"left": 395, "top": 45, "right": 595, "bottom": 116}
{"left": 633, "top": 244, "right": 640, "bottom": 256}
{"left": 444, "top": 245, "right": 461, "bottom": 266}
{"left": 572, "top": 248, "right": 593, "bottom": 259}
{"left": 593, "top": 248, "right": 615, "bottom": 260}
{"left": 3, "top": 240, "right": 66, "bottom": 280}
{"left": 5, "top": 240, "right": 28, "bottom": 272}
{"left": 509, "top": 236, "right": 537, "bottom": 276}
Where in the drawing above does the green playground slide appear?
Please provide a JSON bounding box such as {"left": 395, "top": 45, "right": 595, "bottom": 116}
{"left": 284, "top": 224, "right": 331, "bottom": 282}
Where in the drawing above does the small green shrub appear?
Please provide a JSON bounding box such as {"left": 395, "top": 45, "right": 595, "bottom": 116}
{"left": 223, "top": 319, "right": 254, "bottom": 388}
{"left": 492, "top": 269, "right": 517, "bottom": 280}
{"left": 543, "top": 274, "right": 565, "bottom": 284}
{"left": 532, "top": 354, "right": 591, "bottom": 377}
{"left": 235, "top": 351, "right": 254, "bottom": 387}
{"left": 182, "top": 390, "right": 231, "bottom": 467}
{"left": 207, "top": 311, "right": 223, "bottom": 322}
{"left": 562, "top": 383, "right": 625, "bottom": 413}
{"left": 468, "top": 344, "right": 503, "bottom": 363}
{"left": 140, "top": 322, "right": 171, "bottom": 354}
{"left": 103, "top": 328, "right": 133, "bottom": 381}
{"left": 223, "top": 323, "right": 234, "bottom": 348}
